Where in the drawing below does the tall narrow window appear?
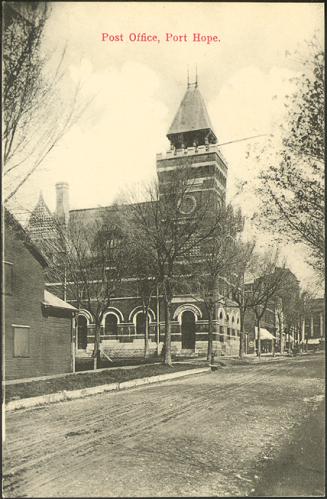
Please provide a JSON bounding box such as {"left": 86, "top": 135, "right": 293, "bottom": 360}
{"left": 77, "top": 316, "right": 88, "bottom": 349}
{"left": 105, "top": 314, "right": 118, "bottom": 335}
{"left": 136, "top": 312, "right": 147, "bottom": 335}
{"left": 13, "top": 325, "right": 30, "bottom": 357}
{"left": 4, "top": 261, "right": 13, "bottom": 295}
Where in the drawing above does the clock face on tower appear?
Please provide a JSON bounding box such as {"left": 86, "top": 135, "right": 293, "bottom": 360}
{"left": 178, "top": 195, "right": 197, "bottom": 215}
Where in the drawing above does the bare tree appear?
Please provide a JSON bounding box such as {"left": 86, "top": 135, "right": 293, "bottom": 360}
{"left": 124, "top": 220, "right": 158, "bottom": 359}
{"left": 228, "top": 244, "right": 294, "bottom": 358}
{"left": 298, "top": 289, "right": 320, "bottom": 351}
{"left": 228, "top": 241, "right": 256, "bottom": 358}
{"left": 127, "top": 167, "right": 220, "bottom": 366}
{"left": 245, "top": 253, "right": 296, "bottom": 358}
{"left": 183, "top": 204, "right": 244, "bottom": 361}
{"left": 3, "top": 2, "right": 90, "bottom": 204}
{"left": 41, "top": 209, "right": 129, "bottom": 370}
{"left": 254, "top": 38, "right": 324, "bottom": 277}
{"left": 275, "top": 273, "right": 301, "bottom": 352}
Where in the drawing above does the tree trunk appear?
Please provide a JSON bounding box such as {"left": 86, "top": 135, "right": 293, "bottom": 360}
{"left": 156, "top": 284, "right": 160, "bottom": 357}
{"left": 257, "top": 318, "right": 261, "bottom": 359}
{"left": 279, "top": 315, "right": 284, "bottom": 354}
{"left": 163, "top": 299, "right": 172, "bottom": 366}
{"left": 239, "top": 310, "right": 245, "bottom": 359}
{"left": 144, "top": 306, "right": 150, "bottom": 359}
{"left": 207, "top": 308, "right": 213, "bottom": 361}
{"left": 93, "top": 323, "right": 101, "bottom": 370}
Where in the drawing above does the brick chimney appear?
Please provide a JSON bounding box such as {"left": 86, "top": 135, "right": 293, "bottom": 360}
{"left": 56, "top": 182, "right": 69, "bottom": 225}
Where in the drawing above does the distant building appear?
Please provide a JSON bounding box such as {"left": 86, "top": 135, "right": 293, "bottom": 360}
{"left": 301, "top": 298, "right": 325, "bottom": 350}
{"left": 28, "top": 81, "right": 242, "bottom": 360}
{"left": 3, "top": 209, "right": 76, "bottom": 380}
{"left": 243, "top": 268, "right": 301, "bottom": 355}
{"left": 244, "top": 303, "right": 282, "bottom": 354}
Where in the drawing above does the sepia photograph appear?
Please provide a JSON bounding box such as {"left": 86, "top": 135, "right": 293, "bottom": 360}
{"left": 2, "top": 1, "right": 325, "bottom": 497}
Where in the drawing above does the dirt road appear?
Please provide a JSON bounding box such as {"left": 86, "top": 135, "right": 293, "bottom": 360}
{"left": 3, "top": 356, "right": 325, "bottom": 497}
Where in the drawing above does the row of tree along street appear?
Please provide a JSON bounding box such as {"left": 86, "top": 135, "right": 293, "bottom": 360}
{"left": 36, "top": 165, "right": 309, "bottom": 368}
{"left": 3, "top": 4, "right": 324, "bottom": 369}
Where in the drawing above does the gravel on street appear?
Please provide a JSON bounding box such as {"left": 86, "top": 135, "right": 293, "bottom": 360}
{"left": 3, "top": 355, "right": 325, "bottom": 497}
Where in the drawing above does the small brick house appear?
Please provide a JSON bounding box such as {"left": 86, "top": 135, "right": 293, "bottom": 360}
{"left": 3, "top": 210, "right": 76, "bottom": 380}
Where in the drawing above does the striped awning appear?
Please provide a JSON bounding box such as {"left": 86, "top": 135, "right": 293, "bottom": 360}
{"left": 254, "top": 327, "right": 276, "bottom": 340}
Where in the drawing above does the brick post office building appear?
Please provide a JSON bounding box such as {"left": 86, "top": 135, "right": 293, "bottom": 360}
{"left": 3, "top": 210, "right": 76, "bottom": 380}
{"left": 27, "top": 81, "right": 242, "bottom": 360}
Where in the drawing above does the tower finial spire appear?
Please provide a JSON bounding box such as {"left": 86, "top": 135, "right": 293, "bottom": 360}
{"left": 187, "top": 65, "right": 190, "bottom": 88}
{"left": 195, "top": 64, "right": 198, "bottom": 88}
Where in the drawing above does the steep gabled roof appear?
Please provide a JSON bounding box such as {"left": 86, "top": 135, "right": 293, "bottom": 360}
{"left": 167, "top": 86, "right": 216, "bottom": 137}
{"left": 27, "top": 192, "right": 56, "bottom": 235}
{"left": 4, "top": 208, "right": 48, "bottom": 267}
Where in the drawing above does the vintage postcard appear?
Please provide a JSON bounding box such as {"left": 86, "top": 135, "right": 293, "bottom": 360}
{"left": 2, "top": 1, "right": 325, "bottom": 497}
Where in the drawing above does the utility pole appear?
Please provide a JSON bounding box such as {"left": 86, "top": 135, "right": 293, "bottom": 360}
{"left": 240, "top": 270, "right": 245, "bottom": 358}
{"left": 156, "top": 284, "right": 160, "bottom": 356}
{"left": 71, "top": 313, "right": 76, "bottom": 373}
{"left": 257, "top": 319, "right": 261, "bottom": 359}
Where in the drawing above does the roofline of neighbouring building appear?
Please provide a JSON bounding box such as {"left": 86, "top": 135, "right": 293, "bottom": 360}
{"left": 4, "top": 207, "right": 49, "bottom": 268}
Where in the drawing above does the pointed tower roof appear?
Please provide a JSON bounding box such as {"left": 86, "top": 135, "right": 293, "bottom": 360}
{"left": 27, "top": 192, "right": 56, "bottom": 239}
{"left": 167, "top": 85, "right": 216, "bottom": 138}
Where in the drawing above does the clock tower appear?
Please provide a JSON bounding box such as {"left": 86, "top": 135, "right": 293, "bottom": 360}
{"left": 156, "top": 80, "right": 228, "bottom": 215}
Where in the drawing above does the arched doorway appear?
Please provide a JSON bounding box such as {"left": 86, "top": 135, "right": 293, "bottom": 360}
{"left": 181, "top": 311, "right": 196, "bottom": 350}
{"left": 105, "top": 313, "right": 118, "bottom": 335}
{"left": 77, "top": 315, "right": 88, "bottom": 350}
{"left": 136, "top": 312, "right": 147, "bottom": 335}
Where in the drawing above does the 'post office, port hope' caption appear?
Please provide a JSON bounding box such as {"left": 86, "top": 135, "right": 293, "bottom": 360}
{"left": 101, "top": 33, "right": 221, "bottom": 44}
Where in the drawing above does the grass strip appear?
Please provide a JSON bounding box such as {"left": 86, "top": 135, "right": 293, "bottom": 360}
{"left": 5, "top": 363, "right": 206, "bottom": 402}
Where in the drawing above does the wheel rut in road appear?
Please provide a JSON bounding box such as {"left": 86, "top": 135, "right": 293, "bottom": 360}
{"left": 3, "top": 358, "right": 325, "bottom": 497}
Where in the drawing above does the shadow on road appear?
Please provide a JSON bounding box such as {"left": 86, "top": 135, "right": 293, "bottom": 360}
{"left": 251, "top": 401, "right": 325, "bottom": 497}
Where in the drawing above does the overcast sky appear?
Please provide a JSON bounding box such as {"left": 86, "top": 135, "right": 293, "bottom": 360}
{"left": 12, "top": 2, "right": 324, "bottom": 290}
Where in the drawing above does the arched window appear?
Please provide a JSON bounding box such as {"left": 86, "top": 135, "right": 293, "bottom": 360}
{"left": 77, "top": 315, "right": 88, "bottom": 349}
{"left": 227, "top": 314, "right": 230, "bottom": 321}
{"left": 136, "top": 312, "right": 147, "bottom": 335}
{"left": 219, "top": 311, "right": 223, "bottom": 319}
{"left": 232, "top": 316, "right": 235, "bottom": 323}
{"left": 105, "top": 313, "right": 118, "bottom": 335}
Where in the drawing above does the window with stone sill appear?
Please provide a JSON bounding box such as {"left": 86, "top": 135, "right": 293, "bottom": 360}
{"left": 13, "top": 325, "right": 30, "bottom": 357}
{"left": 105, "top": 314, "right": 118, "bottom": 335}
